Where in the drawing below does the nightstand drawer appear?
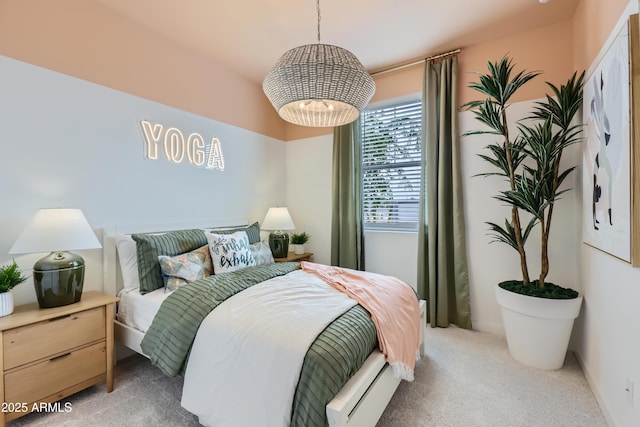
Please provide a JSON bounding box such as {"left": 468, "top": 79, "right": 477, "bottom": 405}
{"left": 4, "top": 341, "right": 106, "bottom": 405}
{"left": 3, "top": 306, "right": 105, "bottom": 369}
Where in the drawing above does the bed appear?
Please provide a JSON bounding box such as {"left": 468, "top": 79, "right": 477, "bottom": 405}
{"left": 103, "top": 220, "right": 426, "bottom": 427}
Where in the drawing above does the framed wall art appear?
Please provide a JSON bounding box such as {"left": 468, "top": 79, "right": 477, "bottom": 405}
{"left": 582, "top": 13, "right": 640, "bottom": 266}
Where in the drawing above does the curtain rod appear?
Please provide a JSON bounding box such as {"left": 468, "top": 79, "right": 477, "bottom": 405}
{"left": 370, "top": 48, "right": 461, "bottom": 77}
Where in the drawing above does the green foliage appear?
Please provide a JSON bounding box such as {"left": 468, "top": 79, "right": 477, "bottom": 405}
{"left": 0, "top": 261, "right": 28, "bottom": 293}
{"left": 475, "top": 137, "right": 528, "bottom": 179}
{"left": 465, "top": 56, "right": 584, "bottom": 294}
{"left": 463, "top": 57, "right": 541, "bottom": 109}
{"left": 485, "top": 219, "right": 535, "bottom": 250}
{"left": 290, "top": 232, "right": 310, "bottom": 244}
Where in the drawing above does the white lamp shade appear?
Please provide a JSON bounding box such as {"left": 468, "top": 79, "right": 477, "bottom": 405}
{"left": 9, "top": 208, "right": 102, "bottom": 254}
{"left": 261, "top": 207, "right": 296, "bottom": 231}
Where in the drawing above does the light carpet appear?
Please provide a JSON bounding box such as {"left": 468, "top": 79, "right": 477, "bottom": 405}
{"left": 9, "top": 326, "right": 606, "bottom": 426}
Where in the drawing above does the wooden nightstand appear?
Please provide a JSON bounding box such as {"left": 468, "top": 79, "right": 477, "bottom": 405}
{"left": 0, "top": 291, "right": 118, "bottom": 426}
{"left": 274, "top": 252, "right": 313, "bottom": 262}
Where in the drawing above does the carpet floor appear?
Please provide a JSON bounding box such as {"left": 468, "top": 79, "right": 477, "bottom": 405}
{"left": 9, "top": 326, "right": 606, "bottom": 426}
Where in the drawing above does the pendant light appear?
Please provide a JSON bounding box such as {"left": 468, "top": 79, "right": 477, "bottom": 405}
{"left": 263, "top": 0, "right": 375, "bottom": 127}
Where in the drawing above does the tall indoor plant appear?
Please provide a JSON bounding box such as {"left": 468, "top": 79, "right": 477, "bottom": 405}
{"left": 464, "top": 57, "right": 585, "bottom": 369}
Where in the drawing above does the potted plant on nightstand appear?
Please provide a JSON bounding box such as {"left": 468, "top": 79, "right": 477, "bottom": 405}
{"left": 0, "top": 260, "right": 28, "bottom": 317}
{"left": 290, "top": 232, "right": 310, "bottom": 255}
{"left": 463, "top": 57, "right": 585, "bottom": 370}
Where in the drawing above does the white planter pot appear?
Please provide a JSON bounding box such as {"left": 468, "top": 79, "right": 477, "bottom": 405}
{"left": 0, "top": 291, "right": 14, "bottom": 317}
{"left": 293, "top": 244, "right": 305, "bottom": 255}
{"left": 495, "top": 284, "right": 583, "bottom": 370}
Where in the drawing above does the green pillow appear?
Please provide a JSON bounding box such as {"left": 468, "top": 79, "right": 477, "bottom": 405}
{"left": 132, "top": 229, "right": 207, "bottom": 294}
{"left": 212, "top": 221, "right": 261, "bottom": 244}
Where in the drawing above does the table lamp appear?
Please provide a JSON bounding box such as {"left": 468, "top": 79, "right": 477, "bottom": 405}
{"left": 261, "top": 207, "right": 295, "bottom": 258}
{"left": 9, "top": 208, "right": 102, "bottom": 308}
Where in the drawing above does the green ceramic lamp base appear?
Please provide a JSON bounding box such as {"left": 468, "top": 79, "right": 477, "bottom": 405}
{"left": 269, "top": 231, "right": 290, "bottom": 258}
{"left": 33, "top": 251, "right": 85, "bottom": 308}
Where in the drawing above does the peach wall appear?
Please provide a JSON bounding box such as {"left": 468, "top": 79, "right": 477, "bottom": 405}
{"left": 0, "top": 0, "right": 286, "bottom": 141}
{"left": 372, "top": 18, "right": 575, "bottom": 107}
{"left": 0, "top": 0, "right": 582, "bottom": 142}
{"left": 573, "top": 0, "right": 630, "bottom": 73}
{"left": 289, "top": 19, "right": 575, "bottom": 141}
{"left": 459, "top": 20, "right": 574, "bottom": 105}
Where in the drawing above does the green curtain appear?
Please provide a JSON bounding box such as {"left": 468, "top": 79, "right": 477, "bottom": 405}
{"left": 331, "top": 120, "right": 365, "bottom": 270}
{"left": 417, "top": 56, "right": 472, "bottom": 329}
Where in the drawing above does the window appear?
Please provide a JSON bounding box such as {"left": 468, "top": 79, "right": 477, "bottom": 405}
{"left": 361, "top": 99, "right": 422, "bottom": 230}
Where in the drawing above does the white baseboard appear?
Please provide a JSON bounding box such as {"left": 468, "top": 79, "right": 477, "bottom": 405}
{"left": 574, "top": 352, "right": 617, "bottom": 427}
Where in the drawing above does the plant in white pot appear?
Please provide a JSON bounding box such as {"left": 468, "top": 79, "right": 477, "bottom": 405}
{"left": 463, "top": 57, "right": 585, "bottom": 370}
{"left": 0, "top": 260, "right": 28, "bottom": 317}
{"left": 290, "top": 232, "right": 310, "bottom": 255}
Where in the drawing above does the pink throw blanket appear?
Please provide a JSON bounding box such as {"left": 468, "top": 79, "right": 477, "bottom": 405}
{"left": 301, "top": 262, "right": 421, "bottom": 381}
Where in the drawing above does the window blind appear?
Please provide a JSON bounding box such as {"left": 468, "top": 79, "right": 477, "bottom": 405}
{"left": 361, "top": 99, "right": 422, "bottom": 230}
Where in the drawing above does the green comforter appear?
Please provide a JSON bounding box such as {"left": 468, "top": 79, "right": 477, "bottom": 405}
{"left": 140, "top": 262, "right": 378, "bottom": 427}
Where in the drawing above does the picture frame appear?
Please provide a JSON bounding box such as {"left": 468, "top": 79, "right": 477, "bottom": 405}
{"left": 582, "top": 13, "right": 640, "bottom": 266}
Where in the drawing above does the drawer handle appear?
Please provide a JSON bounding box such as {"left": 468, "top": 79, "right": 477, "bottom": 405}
{"left": 49, "top": 314, "right": 72, "bottom": 322}
{"left": 50, "top": 352, "right": 72, "bottom": 362}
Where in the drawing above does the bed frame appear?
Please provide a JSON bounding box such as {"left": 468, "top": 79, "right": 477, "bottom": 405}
{"left": 102, "top": 221, "right": 426, "bottom": 427}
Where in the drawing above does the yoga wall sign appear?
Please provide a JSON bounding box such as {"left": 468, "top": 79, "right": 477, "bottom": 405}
{"left": 140, "top": 120, "right": 225, "bottom": 171}
{"left": 582, "top": 13, "right": 640, "bottom": 266}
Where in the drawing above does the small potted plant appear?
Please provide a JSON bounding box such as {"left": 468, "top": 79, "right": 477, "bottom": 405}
{"left": 0, "top": 260, "right": 28, "bottom": 317}
{"left": 290, "top": 232, "right": 310, "bottom": 255}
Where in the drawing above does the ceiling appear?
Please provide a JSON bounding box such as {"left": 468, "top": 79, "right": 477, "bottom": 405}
{"left": 94, "top": 0, "right": 580, "bottom": 84}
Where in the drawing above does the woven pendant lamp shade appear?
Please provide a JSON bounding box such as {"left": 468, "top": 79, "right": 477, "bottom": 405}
{"left": 263, "top": 43, "right": 376, "bottom": 127}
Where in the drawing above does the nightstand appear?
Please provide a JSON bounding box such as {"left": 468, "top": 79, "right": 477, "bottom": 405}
{"left": 274, "top": 252, "right": 313, "bottom": 262}
{"left": 0, "top": 291, "right": 118, "bottom": 426}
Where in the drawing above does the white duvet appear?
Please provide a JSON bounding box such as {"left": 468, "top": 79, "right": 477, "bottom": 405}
{"left": 181, "top": 269, "right": 357, "bottom": 427}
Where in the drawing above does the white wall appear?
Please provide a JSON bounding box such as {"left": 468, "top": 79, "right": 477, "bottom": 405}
{"left": 0, "top": 55, "right": 287, "bottom": 305}
{"left": 364, "top": 231, "right": 419, "bottom": 287}
{"left": 285, "top": 135, "right": 333, "bottom": 265}
{"left": 577, "top": 246, "right": 640, "bottom": 426}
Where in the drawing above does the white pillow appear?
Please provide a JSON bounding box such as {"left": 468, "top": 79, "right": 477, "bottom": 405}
{"left": 206, "top": 231, "right": 256, "bottom": 274}
{"left": 114, "top": 234, "right": 140, "bottom": 291}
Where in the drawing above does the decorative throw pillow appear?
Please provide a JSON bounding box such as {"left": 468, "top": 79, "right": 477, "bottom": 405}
{"left": 206, "top": 231, "right": 256, "bottom": 274}
{"left": 132, "top": 229, "right": 207, "bottom": 294}
{"left": 158, "top": 244, "right": 213, "bottom": 291}
{"left": 212, "top": 221, "right": 261, "bottom": 244}
{"left": 250, "top": 240, "right": 275, "bottom": 266}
